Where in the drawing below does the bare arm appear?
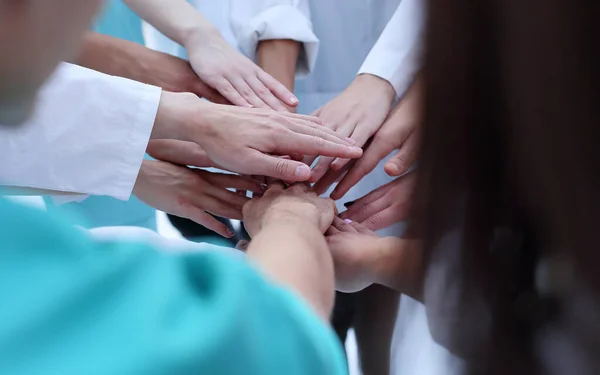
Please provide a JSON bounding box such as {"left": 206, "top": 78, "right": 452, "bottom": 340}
{"left": 247, "top": 217, "right": 335, "bottom": 320}
{"left": 123, "top": 0, "right": 219, "bottom": 46}
{"left": 69, "top": 32, "right": 225, "bottom": 101}
{"left": 371, "top": 237, "right": 424, "bottom": 302}
{"left": 256, "top": 39, "right": 301, "bottom": 111}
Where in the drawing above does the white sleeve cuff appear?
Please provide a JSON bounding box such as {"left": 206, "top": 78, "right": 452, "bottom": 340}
{"left": 0, "top": 63, "right": 161, "bottom": 201}
{"left": 358, "top": 0, "right": 425, "bottom": 98}
{"left": 234, "top": 5, "right": 319, "bottom": 77}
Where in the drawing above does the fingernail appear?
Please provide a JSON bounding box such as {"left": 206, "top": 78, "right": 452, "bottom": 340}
{"left": 289, "top": 96, "right": 299, "bottom": 104}
{"left": 344, "top": 219, "right": 353, "bottom": 224}
{"left": 345, "top": 137, "right": 356, "bottom": 145}
{"left": 344, "top": 200, "right": 355, "bottom": 208}
{"left": 295, "top": 165, "right": 311, "bottom": 179}
{"left": 226, "top": 229, "right": 235, "bottom": 238}
{"left": 260, "top": 184, "right": 268, "bottom": 191}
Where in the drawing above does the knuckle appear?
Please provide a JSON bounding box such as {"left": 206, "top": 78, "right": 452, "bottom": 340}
{"left": 256, "top": 86, "right": 271, "bottom": 96}
{"left": 367, "top": 213, "right": 382, "bottom": 226}
{"left": 312, "top": 134, "right": 327, "bottom": 149}
{"left": 274, "top": 159, "right": 292, "bottom": 177}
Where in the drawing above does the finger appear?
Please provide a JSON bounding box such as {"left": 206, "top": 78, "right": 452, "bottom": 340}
{"left": 200, "top": 171, "right": 264, "bottom": 194}
{"left": 349, "top": 221, "right": 374, "bottom": 234}
{"left": 312, "top": 166, "right": 348, "bottom": 196}
{"left": 325, "top": 225, "right": 340, "bottom": 236}
{"left": 339, "top": 182, "right": 395, "bottom": 218}
{"left": 185, "top": 207, "right": 233, "bottom": 238}
{"left": 332, "top": 216, "right": 358, "bottom": 232}
{"left": 228, "top": 75, "right": 269, "bottom": 109}
{"left": 257, "top": 70, "right": 299, "bottom": 107}
{"left": 215, "top": 78, "right": 252, "bottom": 108}
{"left": 308, "top": 156, "right": 336, "bottom": 183}
{"left": 342, "top": 196, "right": 390, "bottom": 225}
{"left": 199, "top": 195, "right": 244, "bottom": 220}
{"left": 331, "top": 138, "right": 395, "bottom": 200}
{"left": 246, "top": 75, "right": 288, "bottom": 112}
{"left": 359, "top": 206, "right": 402, "bottom": 231}
{"left": 242, "top": 151, "right": 315, "bottom": 182}
{"left": 286, "top": 119, "right": 356, "bottom": 145}
{"left": 272, "top": 131, "right": 362, "bottom": 160}
{"left": 206, "top": 187, "right": 250, "bottom": 209}
{"left": 384, "top": 130, "right": 420, "bottom": 176}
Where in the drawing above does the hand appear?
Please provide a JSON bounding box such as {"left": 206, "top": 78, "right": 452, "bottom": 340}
{"left": 133, "top": 160, "right": 263, "bottom": 237}
{"left": 152, "top": 92, "right": 363, "bottom": 182}
{"left": 307, "top": 74, "right": 396, "bottom": 182}
{"left": 146, "top": 139, "right": 215, "bottom": 168}
{"left": 242, "top": 182, "right": 336, "bottom": 237}
{"left": 326, "top": 217, "right": 382, "bottom": 292}
{"left": 339, "top": 173, "right": 417, "bottom": 231}
{"left": 331, "top": 79, "right": 422, "bottom": 199}
{"left": 185, "top": 29, "right": 298, "bottom": 111}
{"left": 140, "top": 48, "right": 229, "bottom": 104}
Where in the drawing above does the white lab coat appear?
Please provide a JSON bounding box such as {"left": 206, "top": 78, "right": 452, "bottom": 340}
{"left": 143, "top": 0, "right": 319, "bottom": 77}
{"left": 0, "top": 62, "right": 160, "bottom": 202}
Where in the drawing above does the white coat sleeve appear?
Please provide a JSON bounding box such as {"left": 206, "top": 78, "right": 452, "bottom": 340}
{"left": 358, "top": 0, "right": 426, "bottom": 98}
{"left": 0, "top": 62, "right": 161, "bottom": 202}
{"left": 230, "top": 0, "right": 319, "bottom": 77}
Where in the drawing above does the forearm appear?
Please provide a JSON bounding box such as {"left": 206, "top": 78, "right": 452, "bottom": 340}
{"left": 247, "top": 219, "right": 335, "bottom": 321}
{"left": 70, "top": 32, "right": 146, "bottom": 82}
{"left": 371, "top": 237, "right": 424, "bottom": 302}
{"left": 257, "top": 39, "right": 301, "bottom": 92}
{"left": 124, "top": 0, "right": 219, "bottom": 47}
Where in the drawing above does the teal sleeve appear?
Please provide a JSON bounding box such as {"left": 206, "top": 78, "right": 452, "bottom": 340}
{"left": 0, "top": 199, "right": 347, "bottom": 375}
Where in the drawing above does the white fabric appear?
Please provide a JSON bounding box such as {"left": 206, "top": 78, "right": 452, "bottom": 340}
{"left": 358, "top": 0, "right": 425, "bottom": 97}
{"left": 230, "top": 0, "right": 318, "bottom": 77}
{"left": 0, "top": 62, "right": 161, "bottom": 203}
{"left": 143, "top": 0, "right": 318, "bottom": 76}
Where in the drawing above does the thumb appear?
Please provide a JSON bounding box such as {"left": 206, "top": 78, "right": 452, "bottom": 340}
{"left": 249, "top": 152, "right": 312, "bottom": 182}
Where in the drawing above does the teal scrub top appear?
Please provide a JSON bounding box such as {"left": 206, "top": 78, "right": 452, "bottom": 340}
{"left": 0, "top": 198, "right": 347, "bottom": 375}
{"left": 43, "top": 0, "right": 156, "bottom": 230}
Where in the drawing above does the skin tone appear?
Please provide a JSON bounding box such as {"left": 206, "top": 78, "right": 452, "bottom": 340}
{"left": 307, "top": 73, "right": 396, "bottom": 183}
{"left": 339, "top": 173, "right": 417, "bottom": 231}
{"left": 243, "top": 183, "right": 337, "bottom": 320}
{"left": 332, "top": 77, "right": 423, "bottom": 199}
{"left": 256, "top": 39, "right": 301, "bottom": 112}
{"left": 71, "top": 32, "right": 228, "bottom": 104}
{"left": 151, "top": 91, "right": 363, "bottom": 182}
{"left": 325, "top": 217, "right": 424, "bottom": 301}
{"left": 133, "top": 160, "right": 263, "bottom": 237}
{"left": 124, "top": 0, "right": 298, "bottom": 111}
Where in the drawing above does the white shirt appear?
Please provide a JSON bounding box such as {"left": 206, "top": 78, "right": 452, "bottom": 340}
{"left": 0, "top": 62, "right": 161, "bottom": 202}
{"left": 358, "top": 0, "right": 425, "bottom": 98}
{"left": 143, "top": 0, "right": 319, "bottom": 77}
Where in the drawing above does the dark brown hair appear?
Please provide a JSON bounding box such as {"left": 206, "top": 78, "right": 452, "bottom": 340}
{"left": 416, "top": 0, "right": 600, "bottom": 372}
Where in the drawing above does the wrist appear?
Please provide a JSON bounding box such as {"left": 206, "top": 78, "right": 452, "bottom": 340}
{"left": 151, "top": 91, "right": 202, "bottom": 141}
{"left": 181, "top": 23, "right": 221, "bottom": 51}
{"left": 370, "top": 237, "right": 421, "bottom": 295}
{"left": 356, "top": 73, "right": 396, "bottom": 102}
{"left": 262, "top": 204, "right": 320, "bottom": 230}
